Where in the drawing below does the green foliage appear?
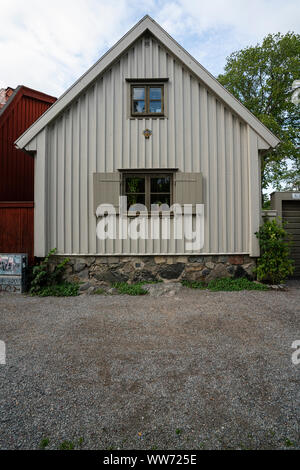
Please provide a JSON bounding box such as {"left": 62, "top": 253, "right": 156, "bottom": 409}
{"left": 113, "top": 281, "right": 148, "bottom": 295}
{"left": 127, "top": 177, "right": 141, "bottom": 206}
{"left": 113, "top": 280, "right": 161, "bottom": 295}
{"left": 127, "top": 177, "right": 140, "bottom": 193}
{"left": 218, "top": 32, "right": 300, "bottom": 192}
{"left": 78, "top": 437, "right": 84, "bottom": 447}
{"left": 182, "top": 280, "right": 206, "bottom": 289}
{"left": 58, "top": 438, "right": 83, "bottom": 450}
{"left": 30, "top": 248, "right": 79, "bottom": 297}
{"left": 262, "top": 197, "right": 271, "bottom": 210}
{"left": 93, "top": 288, "right": 106, "bottom": 295}
{"left": 182, "top": 278, "right": 268, "bottom": 291}
{"left": 255, "top": 219, "right": 294, "bottom": 284}
{"left": 36, "top": 283, "right": 79, "bottom": 297}
{"left": 284, "top": 438, "right": 294, "bottom": 447}
{"left": 59, "top": 440, "right": 75, "bottom": 450}
{"left": 39, "top": 438, "right": 50, "bottom": 449}
{"left": 207, "top": 278, "right": 268, "bottom": 291}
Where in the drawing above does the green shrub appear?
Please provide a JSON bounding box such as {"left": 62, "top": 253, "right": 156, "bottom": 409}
{"left": 255, "top": 219, "right": 294, "bottom": 284}
{"left": 30, "top": 248, "right": 78, "bottom": 296}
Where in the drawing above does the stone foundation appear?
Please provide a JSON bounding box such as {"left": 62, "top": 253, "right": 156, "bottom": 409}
{"left": 48, "top": 254, "right": 256, "bottom": 290}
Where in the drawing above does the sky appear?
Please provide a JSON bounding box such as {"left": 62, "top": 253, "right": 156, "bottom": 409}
{"left": 0, "top": 0, "right": 299, "bottom": 98}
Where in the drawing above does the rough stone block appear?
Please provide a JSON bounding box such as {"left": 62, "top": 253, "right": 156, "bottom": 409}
{"left": 201, "top": 269, "right": 210, "bottom": 277}
{"left": 79, "top": 282, "right": 91, "bottom": 292}
{"left": 85, "top": 257, "right": 96, "bottom": 267}
{"left": 185, "top": 264, "right": 204, "bottom": 272}
{"left": 132, "top": 270, "right": 157, "bottom": 283}
{"left": 176, "top": 256, "right": 188, "bottom": 263}
{"left": 108, "top": 257, "right": 120, "bottom": 264}
{"left": 205, "top": 261, "right": 215, "bottom": 270}
{"left": 234, "top": 265, "right": 247, "bottom": 279}
{"left": 228, "top": 255, "right": 244, "bottom": 265}
{"left": 95, "top": 257, "right": 108, "bottom": 264}
{"left": 78, "top": 268, "right": 89, "bottom": 280}
{"left": 207, "top": 263, "right": 231, "bottom": 281}
{"left": 158, "top": 263, "right": 185, "bottom": 280}
{"left": 74, "top": 261, "right": 86, "bottom": 273}
{"left": 94, "top": 270, "right": 129, "bottom": 284}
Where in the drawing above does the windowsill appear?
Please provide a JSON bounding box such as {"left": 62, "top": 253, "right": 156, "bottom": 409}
{"left": 125, "top": 78, "right": 169, "bottom": 83}
{"left": 118, "top": 168, "right": 178, "bottom": 172}
{"left": 129, "top": 115, "right": 167, "bottom": 120}
{"left": 124, "top": 211, "right": 175, "bottom": 218}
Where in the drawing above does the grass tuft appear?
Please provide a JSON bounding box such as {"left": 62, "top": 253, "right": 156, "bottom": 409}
{"left": 207, "top": 278, "right": 269, "bottom": 291}
{"left": 182, "top": 280, "right": 206, "bottom": 289}
{"left": 182, "top": 277, "right": 269, "bottom": 292}
{"left": 113, "top": 280, "right": 161, "bottom": 296}
{"left": 59, "top": 440, "right": 75, "bottom": 450}
{"left": 39, "top": 438, "right": 50, "bottom": 449}
{"left": 113, "top": 282, "right": 148, "bottom": 296}
{"left": 93, "top": 288, "right": 106, "bottom": 295}
{"left": 34, "top": 282, "right": 79, "bottom": 297}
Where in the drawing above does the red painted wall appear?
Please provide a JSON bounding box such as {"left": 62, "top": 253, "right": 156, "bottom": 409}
{"left": 0, "top": 86, "right": 56, "bottom": 201}
{"left": 0, "top": 202, "right": 34, "bottom": 265}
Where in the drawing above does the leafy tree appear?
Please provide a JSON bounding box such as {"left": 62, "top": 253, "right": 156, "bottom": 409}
{"left": 218, "top": 32, "right": 300, "bottom": 195}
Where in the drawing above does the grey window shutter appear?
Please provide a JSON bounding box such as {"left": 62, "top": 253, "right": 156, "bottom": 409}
{"left": 175, "top": 172, "right": 203, "bottom": 206}
{"left": 93, "top": 172, "right": 120, "bottom": 214}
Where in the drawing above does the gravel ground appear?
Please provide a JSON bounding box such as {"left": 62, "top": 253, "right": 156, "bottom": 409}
{"left": 0, "top": 282, "right": 300, "bottom": 450}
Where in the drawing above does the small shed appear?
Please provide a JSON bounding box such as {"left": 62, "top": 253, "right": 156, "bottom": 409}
{"left": 271, "top": 192, "right": 300, "bottom": 277}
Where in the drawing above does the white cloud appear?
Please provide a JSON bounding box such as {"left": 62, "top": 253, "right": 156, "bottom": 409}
{"left": 157, "top": 0, "right": 300, "bottom": 39}
{"left": 0, "top": 0, "right": 152, "bottom": 96}
{"left": 0, "top": 0, "right": 299, "bottom": 97}
{"left": 156, "top": 0, "right": 300, "bottom": 74}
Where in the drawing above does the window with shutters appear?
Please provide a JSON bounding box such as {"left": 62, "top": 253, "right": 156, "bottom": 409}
{"left": 93, "top": 171, "right": 203, "bottom": 215}
{"left": 121, "top": 172, "right": 173, "bottom": 211}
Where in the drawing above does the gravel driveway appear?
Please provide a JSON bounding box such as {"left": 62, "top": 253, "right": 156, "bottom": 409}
{"left": 0, "top": 283, "right": 300, "bottom": 450}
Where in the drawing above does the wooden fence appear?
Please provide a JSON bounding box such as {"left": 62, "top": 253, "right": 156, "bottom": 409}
{"left": 0, "top": 202, "right": 34, "bottom": 265}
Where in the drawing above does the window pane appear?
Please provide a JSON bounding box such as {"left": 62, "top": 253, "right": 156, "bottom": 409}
{"left": 126, "top": 177, "right": 145, "bottom": 193}
{"left": 149, "top": 87, "right": 161, "bottom": 99}
{"left": 133, "top": 100, "right": 145, "bottom": 113}
{"left": 150, "top": 194, "right": 170, "bottom": 207}
{"left": 127, "top": 194, "right": 146, "bottom": 210}
{"left": 133, "top": 87, "right": 145, "bottom": 99}
{"left": 151, "top": 177, "right": 170, "bottom": 193}
{"left": 149, "top": 101, "right": 162, "bottom": 113}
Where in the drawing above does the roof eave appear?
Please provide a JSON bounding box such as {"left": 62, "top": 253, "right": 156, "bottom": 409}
{"left": 15, "top": 15, "right": 280, "bottom": 150}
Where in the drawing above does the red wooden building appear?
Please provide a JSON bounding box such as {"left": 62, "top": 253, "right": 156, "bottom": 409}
{"left": 0, "top": 86, "right": 56, "bottom": 263}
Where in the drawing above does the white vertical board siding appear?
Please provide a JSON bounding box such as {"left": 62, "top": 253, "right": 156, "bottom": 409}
{"left": 34, "top": 129, "right": 47, "bottom": 257}
{"left": 36, "top": 36, "right": 259, "bottom": 256}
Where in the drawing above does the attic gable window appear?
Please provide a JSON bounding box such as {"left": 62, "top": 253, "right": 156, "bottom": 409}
{"left": 131, "top": 84, "right": 164, "bottom": 117}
